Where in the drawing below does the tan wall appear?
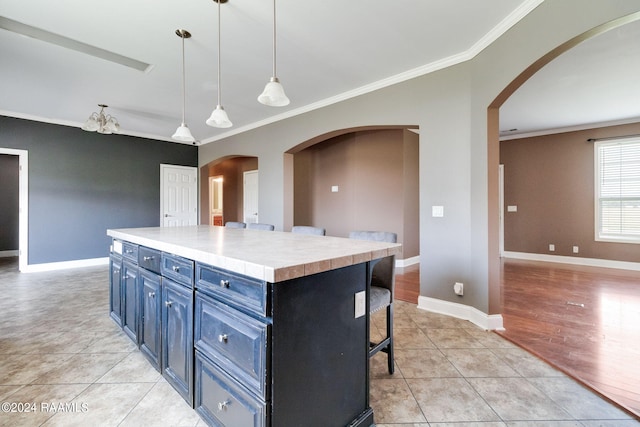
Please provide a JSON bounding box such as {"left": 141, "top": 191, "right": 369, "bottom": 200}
{"left": 500, "top": 122, "right": 640, "bottom": 262}
{"left": 293, "top": 129, "right": 419, "bottom": 259}
{"left": 200, "top": 157, "right": 258, "bottom": 225}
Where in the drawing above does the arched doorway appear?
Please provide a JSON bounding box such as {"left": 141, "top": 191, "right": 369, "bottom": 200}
{"left": 487, "top": 12, "right": 640, "bottom": 417}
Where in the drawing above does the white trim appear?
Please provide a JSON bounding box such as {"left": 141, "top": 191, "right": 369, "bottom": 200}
{"left": 396, "top": 255, "right": 419, "bottom": 268}
{"left": 22, "top": 257, "right": 109, "bottom": 273}
{"left": 503, "top": 251, "right": 640, "bottom": 271}
{"left": 500, "top": 116, "right": 640, "bottom": 141}
{"left": 0, "top": 250, "right": 19, "bottom": 258}
{"left": 0, "top": 148, "right": 28, "bottom": 272}
{"left": 198, "top": 0, "right": 544, "bottom": 145}
{"left": 418, "top": 296, "right": 504, "bottom": 331}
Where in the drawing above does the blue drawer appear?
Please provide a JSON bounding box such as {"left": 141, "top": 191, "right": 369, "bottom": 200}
{"left": 138, "top": 246, "right": 161, "bottom": 274}
{"left": 162, "top": 253, "right": 194, "bottom": 287}
{"left": 195, "top": 292, "right": 270, "bottom": 399}
{"left": 122, "top": 241, "right": 138, "bottom": 263}
{"left": 195, "top": 350, "right": 266, "bottom": 427}
{"left": 196, "top": 263, "right": 269, "bottom": 317}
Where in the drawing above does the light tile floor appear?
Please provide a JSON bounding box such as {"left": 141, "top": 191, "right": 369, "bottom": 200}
{"left": 0, "top": 258, "right": 637, "bottom": 427}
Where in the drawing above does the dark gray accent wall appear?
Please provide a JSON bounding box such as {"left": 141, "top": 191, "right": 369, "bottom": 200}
{"left": 0, "top": 116, "right": 197, "bottom": 264}
{"left": 0, "top": 154, "right": 19, "bottom": 252}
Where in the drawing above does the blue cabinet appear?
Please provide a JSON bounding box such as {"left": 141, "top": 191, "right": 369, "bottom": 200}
{"left": 109, "top": 253, "right": 123, "bottom": 326}
{"left": 140, "top": 269, "right": 162, "bottom": 370}
{"left": 162, "top": 278, "right": 193, "bottom": 405}
{"left": 110, "top": 236, "right": 374, "bottom": 426}
{"left": 121, "top": 260, "right": 139, "bottom": 344}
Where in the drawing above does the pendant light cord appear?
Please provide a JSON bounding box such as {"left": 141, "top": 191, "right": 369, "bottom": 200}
{"left": 181, "top": 34, "right": 186, "bottom": 125}
{"left": 217, "top": 0, "right": 222, "bottom": 106}
{"left": 272, "top": 0, "right": 277, "bottom": 77}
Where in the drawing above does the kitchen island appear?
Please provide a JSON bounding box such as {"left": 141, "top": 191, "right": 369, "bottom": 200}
{"left": 107, "top": 225, "right": 401, "bottom": 427}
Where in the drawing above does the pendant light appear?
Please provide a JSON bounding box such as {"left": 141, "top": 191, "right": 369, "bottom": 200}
{"left": 206, "top": 0, "right": 232, "bottom": 128}
{"left": 172, "top": 29, "right": 195, "bottom": 142}
{"left": 258, "top": 0, "right": 290, "bottom": 106}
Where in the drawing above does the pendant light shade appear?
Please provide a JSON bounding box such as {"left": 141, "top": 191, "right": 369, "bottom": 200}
{"left": 207, "top": 0, "right": 232, "bottom": 128}
{"left": 172, "top": 29, "right": 195, "bottom": 142}
{"left": 258, "top": 77, "right": 289, "bottom": 107}
{"left": 172, "top": 124, "right": 194, "bottom": 141}
{"left": 206, "top": 105, "right": 232, "bottom": 128}
{"left": 258, "top": 0, "right": 289, "bottom": 106}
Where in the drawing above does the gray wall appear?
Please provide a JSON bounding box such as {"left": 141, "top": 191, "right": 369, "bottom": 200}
{"left": 0, "top": 154, "right": 19, "bottom": 252}
{"left": 199, "top": 1, "right": 640, "bottom": 315}
{"left": 0, "top": 116, "right": 197, "bottom": 264}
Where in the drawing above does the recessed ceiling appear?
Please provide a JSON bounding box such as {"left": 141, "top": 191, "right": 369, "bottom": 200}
{"left": 2, "top": 0, "right": 637, "bottom": 145}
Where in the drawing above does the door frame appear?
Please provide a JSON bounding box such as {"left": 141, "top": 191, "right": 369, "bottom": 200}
{"left": 0, "top": 148, "right": 28, "bottom": 272}
{"left": 160, "top": 164, "right": 198, "bottom": 226}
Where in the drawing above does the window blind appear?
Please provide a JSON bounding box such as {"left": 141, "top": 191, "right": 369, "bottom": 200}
{"left": 596, "top": 138, "right": 640, "bottom": 242}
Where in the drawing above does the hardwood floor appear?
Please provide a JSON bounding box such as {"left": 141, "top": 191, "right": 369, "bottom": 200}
{"left": 393, "top": 258, "right": 640, "bottom": 419}
{"left": 497, "top": 258, "right": 640, "bottom": 419}
{"left": 394, "top": 263, "right": 419, "bottom": 304}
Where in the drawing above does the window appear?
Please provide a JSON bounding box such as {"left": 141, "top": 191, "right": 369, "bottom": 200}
{"left": 595, "top": 137, "right": 640, "bottom": 243}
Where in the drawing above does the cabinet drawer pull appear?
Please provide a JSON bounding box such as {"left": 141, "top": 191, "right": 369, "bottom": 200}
{"left": 218, "top": 334, "right": 229, "bottom": 343}
{"left": 217, "top": 400, "right": 231, "bottom": 411}
{"left": 172, "top": 265, "right": 180, "bottom": 272}
{"left": 143, "top": 256, "right": 155, "bottom": 261}
{"left": 220, "top": 279, "right": 230, "bottom": 288}
{"left": 125, "top": 249, "right": 133, "bottom": 254}
{"left": 148, "top": 292, "right": 155, "bottom": 298}
{"left": 165, "top": 301, "right": 172, "bottom": 308}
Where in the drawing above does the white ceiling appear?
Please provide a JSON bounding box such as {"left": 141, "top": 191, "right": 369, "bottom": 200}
{"left": 501, "top": 16, "right": 640, "bottom": 139}
{"left": 0, "top": 0, "right": 638, "bottom": 145}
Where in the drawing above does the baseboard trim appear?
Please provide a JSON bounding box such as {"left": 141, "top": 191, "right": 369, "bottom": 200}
{"left": 22, "top": 257, "right": 109, "bottom": 273}
{"left": 418, "top": 296, "right": 504, "bottom": 331}
{"left": 397, "top": 255, "right": 419, "bottom": 268}
{"left": 0, "top": 250, "right": 19, "bottom": 258}
{"left": 503, "top": 251, "right": 640, "bottom": 271}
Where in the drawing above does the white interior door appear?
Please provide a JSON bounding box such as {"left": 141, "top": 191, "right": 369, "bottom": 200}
{"left": 161, "top": 164, "right": 198, "bottom": 226}
{"left": 243, "top": 170, "right": 259, "bottom": 224}
{"left": 0, "top": 148, "right": 28, "bottom": 272}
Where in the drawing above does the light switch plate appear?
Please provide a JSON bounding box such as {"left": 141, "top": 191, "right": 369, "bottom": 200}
{"left": 507, "top": 205, "right": 518, "bottom": 212}
{"left": 432, "top": 206, "right": 444, "bottom": 217}
{"left": 331, "top": 185, "right": 339, "bottom": 192}
{"left": 354, "top": 291, "right": 366, "bottom": 318}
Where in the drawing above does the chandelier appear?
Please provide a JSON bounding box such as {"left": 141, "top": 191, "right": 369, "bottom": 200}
{"left": 81, "top": 104, "right": 120, "bottom": 134}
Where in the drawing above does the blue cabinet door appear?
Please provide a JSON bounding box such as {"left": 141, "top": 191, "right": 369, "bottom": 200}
{"left": 162, "top": 278, "right": 193, "bottom": 405}
{"left": 140, "top": 269, "right": 162, "bottom": 371}
{"left": 122, "top": 260, "right": 139, "bottom": 344}
{"left": 109, "top": 254, "right": 122, "bottom": 326}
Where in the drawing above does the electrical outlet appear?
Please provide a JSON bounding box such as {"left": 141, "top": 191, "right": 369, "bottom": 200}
{"left": 454, "top": 282, "right": 464, "bottom": 296}
{"left": 549, "top": 244, "right": 555, "bottom": 252}
{"left": 573, "top": 246, "right": 579, "bottom": 254}
{"left": 354, "top": 291, "right": 366, "bottom": 318}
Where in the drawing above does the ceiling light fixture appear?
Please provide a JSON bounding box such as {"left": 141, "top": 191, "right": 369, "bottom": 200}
{"left": 172, "top": 29, "right": 195, "bottom": 143}
{"left": 258, "top": 0, "right": 290, "bottom": 107}
{"left": 206, "top": 0, "right": 233, "bottom": 128}
{"left": 81, "top": 104, "right": 120, "bottom": 134}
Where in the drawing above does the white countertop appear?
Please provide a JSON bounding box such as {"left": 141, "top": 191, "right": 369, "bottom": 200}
{"left": 107, "top": 225, "right": 402, "bottom": 283}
